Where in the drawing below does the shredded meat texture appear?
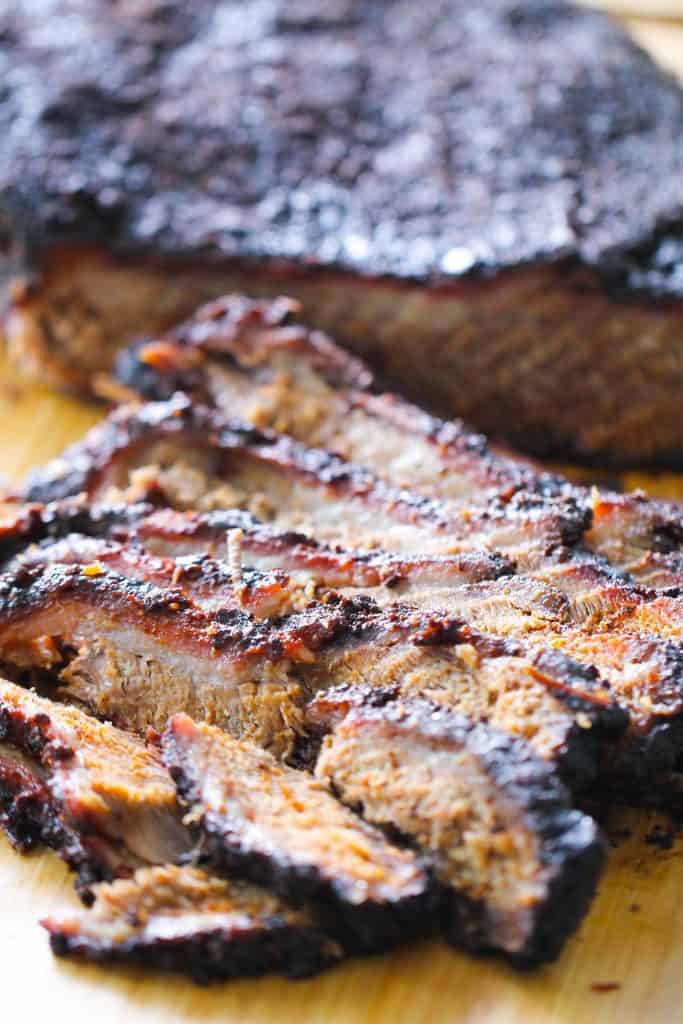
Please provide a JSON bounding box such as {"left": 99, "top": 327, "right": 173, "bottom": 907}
{"left": 8, "top": 293, "right": 683, "bottom": 973}
{"left": 112, "top": 295, "right": 683, "bottom": 589}
{"left": 43, "top": 865, "right": 343, "bottom": 983}
{"left": 314, "top": 697, "right": 604, "bottom": 966}
{"left": 18, "top": 394, "right": 590, "bottom": 567}
{"left": 0, "top": 553, "right": 626, "bottom": 788}
{"left": 162, "top": 715, "right": 432, "bottom": 953}
{"left": 14, "top": 523, "right": 680, "bottom": 782}
{"left": 0, "top": 680, "right": 191, "bottom": 892}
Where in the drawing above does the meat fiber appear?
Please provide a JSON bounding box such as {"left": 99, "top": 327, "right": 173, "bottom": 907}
{"left": 112, "top": 294, "right": 683, "bottom": 590}
{"left": 2, "top": 3, "right": 683, "bottom": 464}
{"left": 43, "top": 865, "right": 343, "bottom": 982}
{"left": 15, "top": 395, "right": 592, "bottom": 568}
{"left": 313, "top": 695, "right": 604, "bottom": 966}
{"left": 0, "top": 680, "right": 190, "bottom": 893}
{"left": 162, "top": 715, "right": 432, "bottom": 953}
{"left": 0, "top": 559, "right": 623, "bottom": 787}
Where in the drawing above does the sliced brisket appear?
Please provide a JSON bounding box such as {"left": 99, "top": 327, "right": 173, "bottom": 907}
{"left": 162, "top": 714, "right": 432, "bottom": 953}
{"left": 0, "top": 559, "right": 623, "bottom": 786}
{"left": 314, "top": 696, "right": 604, "bottom": 966}
{"left": 15, "top": 395, "right": 591, "bottom": 567}
{"left": 43, "top": 865, "right": 343, "bottom": 982}
{"left": 0, "top": 680, "right": 190, "bottom": 893}
{"left": 112, "top": 294, "right": 683, "bottom": 589}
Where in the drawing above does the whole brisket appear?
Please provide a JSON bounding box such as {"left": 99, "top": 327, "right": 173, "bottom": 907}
{"left": 1, "top": 2, "right": 683, "bottom": 463}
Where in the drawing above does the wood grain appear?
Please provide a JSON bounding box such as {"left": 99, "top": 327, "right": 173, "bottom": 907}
{"left": 2, "top": 13, "right": 683, "bottom": 1023}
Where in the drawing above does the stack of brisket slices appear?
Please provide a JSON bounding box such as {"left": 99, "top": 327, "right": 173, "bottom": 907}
{"left": 3, "top": 296, "right": 683, "bottom": 982}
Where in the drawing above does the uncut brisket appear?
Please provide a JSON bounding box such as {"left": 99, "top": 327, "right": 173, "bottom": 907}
{"left": 2, "top": 2, "right": 683, "bottom": 464}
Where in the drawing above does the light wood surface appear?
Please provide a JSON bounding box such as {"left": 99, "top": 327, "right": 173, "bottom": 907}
{"left": 589, "top": 2, "right": 683, "bottom": 19}
{"left": 2, "top": 12, "right": 683, "bottom": 1023}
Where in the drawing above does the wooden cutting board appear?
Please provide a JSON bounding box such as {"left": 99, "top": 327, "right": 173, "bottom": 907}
{"left": 2, "top": 11, "right": 683, "bottom": 1022}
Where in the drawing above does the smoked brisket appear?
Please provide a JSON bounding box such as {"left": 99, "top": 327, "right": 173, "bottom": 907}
{"left": 314, "top": 695, "right": 604, "bottom": 966}
{"left": 1, "top": 3, "right": 683, "bottom": 462}
{"left": 0, "top": 680, "right": 190, "bottom": 893}
{"left": 43, "top": 865, "right": 343, "bottom": 982}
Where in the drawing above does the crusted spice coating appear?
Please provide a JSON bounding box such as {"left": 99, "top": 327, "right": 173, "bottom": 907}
{"left": 162, "top": 715, "right": 433, "bottom": 953}
{"left": 315, "top": 696, "right": 605, "bottom": 966}
{"left": 0, "top": 1, "right": 682, "bottom": 291}
{"left": 0, "top": 680, "right": 190, "bottom": 893}
{"left": 43, "top": 864, "right": 342, "bottom": 983}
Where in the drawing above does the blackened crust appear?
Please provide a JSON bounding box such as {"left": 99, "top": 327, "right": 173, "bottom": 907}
{"left": 0, "top": 2, "right": 682, "bottom": 295}
{"left": 162, "top": 717, "right": 434, "bottom": 954}
{"left": 319, "top": 697, "right": 605, "bottom": 967}
{"left": 17, "top": 394, "right": 590, "bottom": 556}
{"left": 0, "top": 707, "right": 112, "bottom": 894}
{"left": 45, "top": 916, "right": 339, "bottom": 983}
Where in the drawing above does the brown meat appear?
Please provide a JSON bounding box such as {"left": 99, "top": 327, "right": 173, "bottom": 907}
{"left": 0, "top": 561, "right": 623, "bottom": 787}
{"left": 16, "top": 395, "right": 591, "bottom": 568}
{"left": 113, "top": 294, "right": 683, "bottom": 589}
{"left": 43, "top": 865, "right": 342, "bottom": 983}
{"left": 314, "top": 696, "right": 605, "bottom": 966}
{"left": 20, "top": 532, "right": 681, "bottom": 784}
{"left": 2, "top": 3, "right": 683, "bottom": 464}
{"left": 162, "top": 715, "right": 432, "bottom": 953}
{"left": 0, "top": 680, "right": 191, "bottom": 893}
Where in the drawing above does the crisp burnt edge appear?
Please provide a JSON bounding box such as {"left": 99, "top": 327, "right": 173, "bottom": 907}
{"left": 0, "top": 684, "right": 155, "bottom": 896}
{"left": 42, "top": 865, "right": 344, "bottom": 983}
{"left": 312, "top": 693, "right": 606, "bottom": 968}
{"left": 17, "top": 394, "right": 591, "bottom": 554}
{"left": 10, "top": 507, "right": 683, "bottom": 795}
{"left": 0, "top": 556, "right": 627, "bottom": 732}
{"left": 161, "top": 714, "right": 436, "bottom": 955}
{"left": 109, "top": 294, "right": 683, "bottom": 588}
{"left": 113, "top": 293, "right": 559, "bottom": 500}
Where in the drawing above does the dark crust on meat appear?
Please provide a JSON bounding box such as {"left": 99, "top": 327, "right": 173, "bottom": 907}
{"left": 0, "top": 557, "right": 628, "bottom": 796}
{"left": 0, "top": 498, "right": 515, "bottom": 587}
{"left": 43, "top": 868, "right": 342, "bottom": 983}
{"left": 162, "top": 717, "right": 434, "bottom": 953}
{"left": 123, "top": 294, "right": 375, "bottom": 396}
{"left": 0, "top": 558, "right": 622, "bottom": 705}
{"left": 115, "top": 292, "right": 565, "bottom": 500}
{"left": 0, "top": 747, "right": 66, "bottom": 852}
{"left": 109, "top": 296, "right": 683, "bottom": 591}
{"left": 318, "top": 697, "right": 605, "bottom": 967}
{"left": 17, "top": 394, "right": 591, "bottom": 552}
{"left": 0, "top": 1, "right": 682, "bottom": 295}
{"left": 0, "top": 695, "right": 122, "bottom": 894}
{"left": 46, "top": 918, "right": 339, "bottom": 984}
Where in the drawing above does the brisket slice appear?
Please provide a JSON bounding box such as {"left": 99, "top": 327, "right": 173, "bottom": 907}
{"left": 11, "top": 500, "right": 683, "bottom": 642}
{"left": 2, "top": 2, "right": 683, "bottom": 465}
{"left": 15, "top": 395, "right": 591, "bottom": 566}
{"left": 13, "top": 531, "right": 683, "bottom": 786}
{"left": 314, "top": 696, "right": 604, "bottom": 966}
{"left": 113, "top": 294, "right": 683, "bottom": 589}
{"left": 162, "top": 715, "right": 432, "bottom": 953}
{"left": 114, "top": 294, "right": 551, "bottom": 506}
{"left": 0, "top": 560, "right": 623, "bottom": 787}
{"left": 42, "top": 865, "right": 343, "bottom": 983}
{"left": 0, "top": 680, "right": 190, "bottom": 894}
